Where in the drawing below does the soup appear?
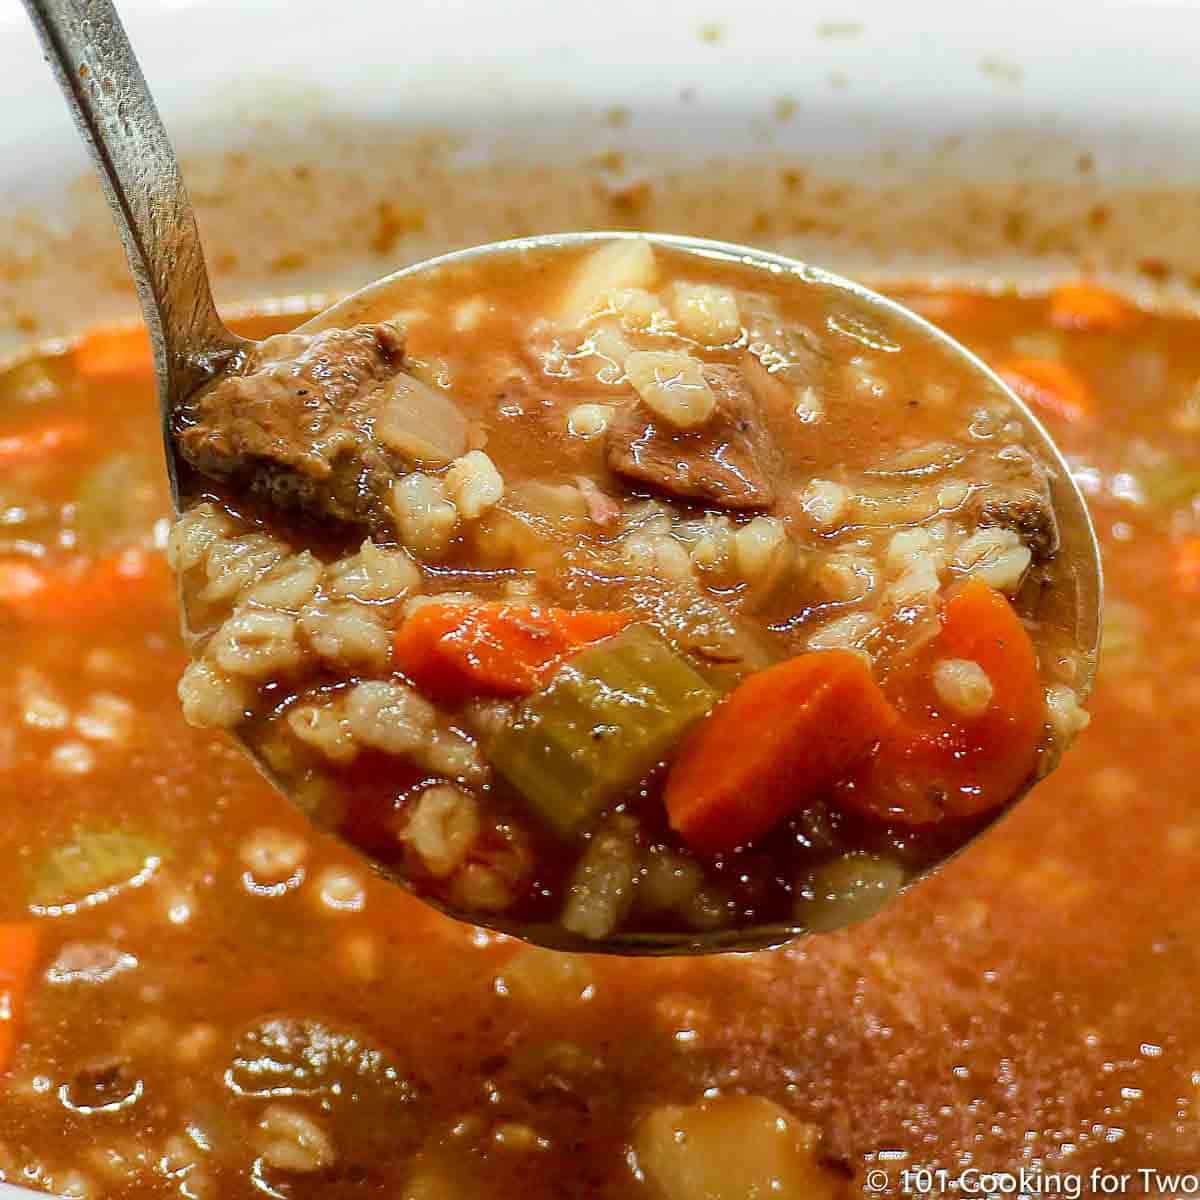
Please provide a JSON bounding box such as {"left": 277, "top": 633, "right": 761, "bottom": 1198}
{"left": 169, "top": 238, "right": 1086, "bottom": 947}
{"left": 0, "top": 275, "right": 1193, "bottom": 1196}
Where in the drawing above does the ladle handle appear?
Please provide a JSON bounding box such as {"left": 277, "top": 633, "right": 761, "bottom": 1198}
{"left": 21, "top": 0, "right": 243, "bottom": 403}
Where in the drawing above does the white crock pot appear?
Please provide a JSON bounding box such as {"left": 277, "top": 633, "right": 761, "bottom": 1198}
{"left": 1, "top": 0, "right": 1198, "bottom": 1195}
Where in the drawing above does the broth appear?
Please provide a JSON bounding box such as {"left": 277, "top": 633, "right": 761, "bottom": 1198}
{"left": 0, "top": 277, "right": 1192, "bottom": 1195}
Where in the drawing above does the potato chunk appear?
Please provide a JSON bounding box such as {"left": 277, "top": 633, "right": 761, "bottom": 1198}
{"left": 634, "top": 1095, "right": 843, "bottom": 1200}
{"left": 559, "top": 239, "right": 659, "bottom": 325}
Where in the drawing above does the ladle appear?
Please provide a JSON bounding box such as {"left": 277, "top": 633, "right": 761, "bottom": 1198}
{"left": 23, "top": 0, "right": 1102, "bottom": 954}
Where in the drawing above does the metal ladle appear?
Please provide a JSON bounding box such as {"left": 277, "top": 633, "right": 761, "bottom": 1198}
{"left": 22, "top": 0, "right": 1102, "bottom": 954}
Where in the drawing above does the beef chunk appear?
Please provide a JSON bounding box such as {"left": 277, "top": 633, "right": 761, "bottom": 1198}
{"left": 978, "top": 490, "right": 1059, "bottom": 562}
{"left": 176, "top": 322, "right": 467, "bottom": 533}
{"left": 976, "top": 448, "right": 1060, "bottom": 562}
{"left": 605, "top": 364, "right": 776, "bottom": 508}
{"left": 228, "top": 1016, "right": 423, "bottom": 1164}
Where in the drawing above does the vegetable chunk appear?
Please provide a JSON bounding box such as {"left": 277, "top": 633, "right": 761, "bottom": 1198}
{"left": 558, "top": 239, "right": 659, "bottom": 325}
{"left": 0, "top": 549, "right": 170, "bottom": 624}
{"left": 31, "top": 828, "right": 166, "bottom": 909}
{"left": 491, "top": 624, "right": 718, "bottom": 836}
{"left": 0, "top": 420, "right": 89, "bottom": 466}
{"left": 998, "top": 357, "right": 1092, "bottom": 423}
{"left": 1048, "top": 282, "right": 1138, "bottom": 332}
{"left": 665, "top": 650, "right": 897, "bottom": 853}
{"left": 836, "top": 580, "right": 1044, "bottom": 825}
{"left": 394, "top": 602, "right": 633, "bottom": 700}
{"left": 634, "top": 1095, "right": 844, "bottom": 1200}
{"left": 73, "top": 323, "right": 153, "bottom": 379}
{"left": 0, "top": 925, "right": 39, "bottom": 1076}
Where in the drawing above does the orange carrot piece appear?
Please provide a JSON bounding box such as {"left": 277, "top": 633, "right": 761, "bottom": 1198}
{"left": 0, "top": 924, "right": 39, "bottom": 1076}
{"left": 1174, "top": 538, "right": 1200, "bottom": 594}
{"left": 0, "top": 420, "right": 90, "bottom": 467}
{"left": 73, "top": 323, "right": 153, "bottom": 380}
{"left": 998, "top": 357, "right": 1093, "bottom": 423}
{"left": 393, "top": 602, "right": 633, "bottom": 700}
{"left": 837, "top": 580, "right": 1045, "bottom": 826}
{"left": 1049, "top": 281, "right": 1138, "bottom": 332}
{"left": 46, "top": 547, "right": 170, "bottom": 623}
{"left": 0, "top": 548, "right": 170, "bottom": 624}
{"left": 665, "top": 650, "right": 899, "bottom": 854}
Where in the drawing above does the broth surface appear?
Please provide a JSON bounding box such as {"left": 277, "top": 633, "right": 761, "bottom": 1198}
{"left": 0, "top": 277, "right": 1194, "bottom": 1194}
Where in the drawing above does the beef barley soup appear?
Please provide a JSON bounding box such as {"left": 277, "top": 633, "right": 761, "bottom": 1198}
{"left": 3, "top": 267, "right": 1182, "bottom": 1197}
{"left": 168, "top": 238, "right": 1089, "bottom": 946}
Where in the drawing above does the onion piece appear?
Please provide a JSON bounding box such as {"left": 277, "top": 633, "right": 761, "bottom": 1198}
{"left": 374, "top": 373, "right": 469, "bottom": 466}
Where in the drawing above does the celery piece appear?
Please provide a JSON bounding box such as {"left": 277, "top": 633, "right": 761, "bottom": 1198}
{"left": 31, "top": 827, "right": 166, "bottom": 909}
{"left": 491, "top": 624, "right": 718, "bottom": 837}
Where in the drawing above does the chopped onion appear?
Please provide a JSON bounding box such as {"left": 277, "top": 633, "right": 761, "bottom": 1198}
{"left": 374, "top": 373, "right": 469, "bottom": 466}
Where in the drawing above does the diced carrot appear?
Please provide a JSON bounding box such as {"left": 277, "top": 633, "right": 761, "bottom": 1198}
{"left": 0, "top": 924, "right": 39, "bottom": 1076}
{"left": 1048, "top": 281, "right": 1138, "bottom": 333}
{"left": 0, "top": 548, "right": 171, "bottom": 624}
{"left": 836, "top": 580, "right": 1045, "bottom": 826}
{"left": 46, "top": 547, "right": 171, "bottom": 623}
{"left": 0, "top": 420, "right": 90, "bottom": 467}
{"left": 393, "top": 602, "right": 633, "bottom": 700}
{"left": 1173, "top": 538, "right": 1200, "bottom": 594}
{"left": 664, "top": 650, "right": 899, "bottom": 854}
{"left": 73, "top": 323, "right": 153, "bottom": 380}
{"left": 997, "top": 357, "right": 1093, "bottom": 423}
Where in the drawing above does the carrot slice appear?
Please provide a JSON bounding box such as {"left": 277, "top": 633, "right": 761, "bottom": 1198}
{"left": 1174, "top": 538, "right": 1200, "bottom": 594}
{"left": 393, "top": 602, "right": 633, "bottom": 700}
{"left": 997, "top": 356, "right": 1093, "bottom": 424}
{"left": 836, "top": 580, "right": 1045, "bottom": 826}
{"left": 73, "top": 323, "right": 153, "bottom": 380}
{"left": 0, "top": 420, "right": 90, "bottom": 467}
{"left": 0, "top": 548, "right": 171, "bottom": 624}
{"left": 1049, "top": 282, "right": 1137, "bottom": 332}
{"left": 665, "top": 650, "right": 898, "bottom": 854}
{"left": 0, "top": 925, "right": 39, "bottom": 1076}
